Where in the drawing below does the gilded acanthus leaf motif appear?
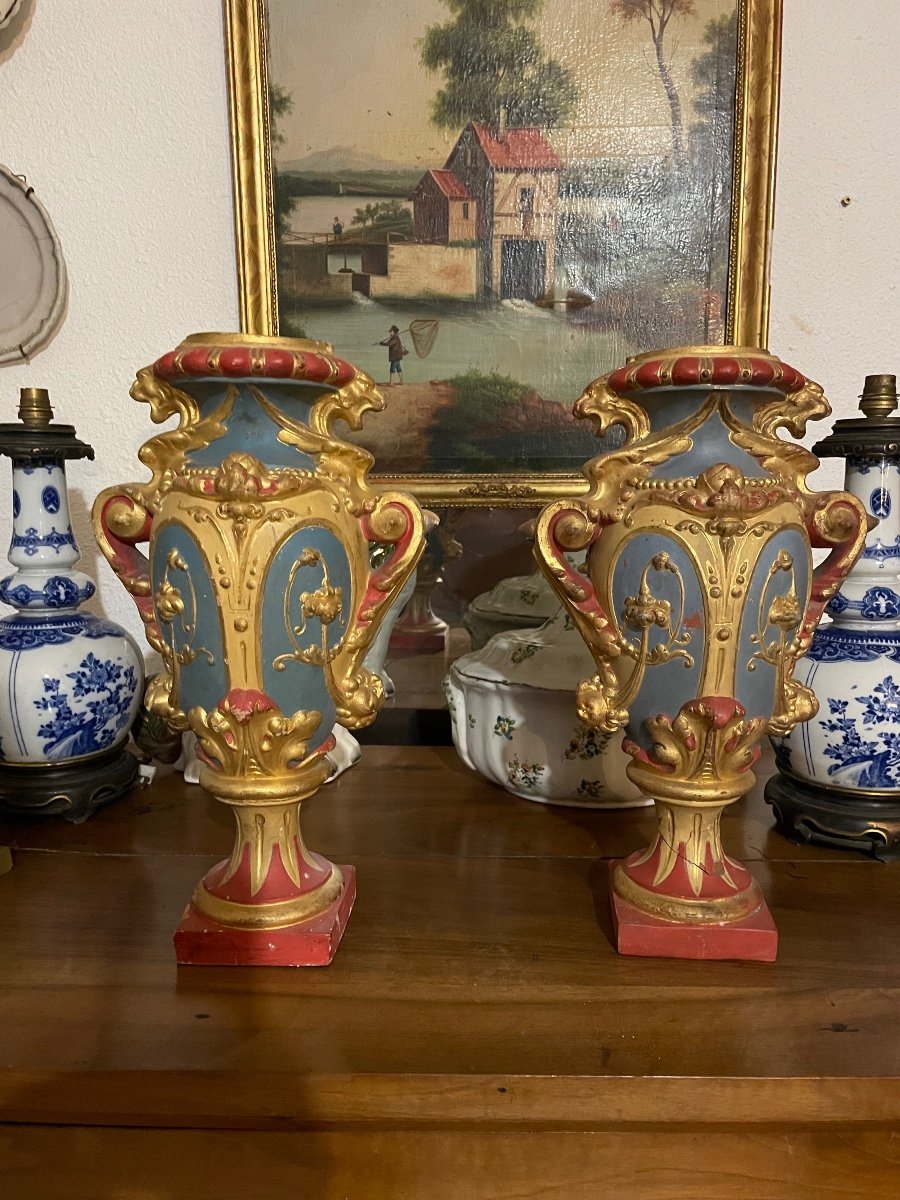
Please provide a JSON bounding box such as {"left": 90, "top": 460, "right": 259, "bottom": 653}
{"left": 189, "top": 696, "right": 322, "bottom": 778}
{"left": 627, "top": 698, "right": 764, "bottom": 785}
{"left": 613, "top": 698, "right": 767, "bottom": 909}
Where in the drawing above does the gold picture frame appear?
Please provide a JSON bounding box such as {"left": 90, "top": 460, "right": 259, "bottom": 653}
{"left": 223, "top": 0, "right": 781, "bottom": 507}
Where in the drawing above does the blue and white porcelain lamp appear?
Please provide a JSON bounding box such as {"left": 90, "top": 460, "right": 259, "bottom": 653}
{"left": 767, "top": 374, "right": 900, "bottom": 858}
{"left": 0, "top": 388, "right": 143, "bottom": 820}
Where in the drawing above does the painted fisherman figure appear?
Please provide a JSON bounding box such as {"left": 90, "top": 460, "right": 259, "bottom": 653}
{"left": 380, "top": 325, "right": 407, "bottom": 385}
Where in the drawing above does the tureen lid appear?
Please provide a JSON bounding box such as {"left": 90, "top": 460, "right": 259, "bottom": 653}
{"left": 465, "top": 570, "right": 561, "bottom": 621}
{"left": 451, "top": 607, "right": 594, "bottom": 691}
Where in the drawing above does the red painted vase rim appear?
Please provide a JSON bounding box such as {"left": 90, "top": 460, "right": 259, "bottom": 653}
{"left": 151, "top": 333, "right": 358, "bottom": 388}
{"left": 605, "top": 347, "right": 808, "bottom": 397}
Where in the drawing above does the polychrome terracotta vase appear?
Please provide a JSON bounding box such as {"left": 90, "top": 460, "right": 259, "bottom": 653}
{"left": 767, "top": 374, "right": 900, "bottom": 858}
{"left": 533, "top": 347, "right": 869, "bottom": 961}
{"left": 93, "top": 334, "right": 425, "bottom": 966}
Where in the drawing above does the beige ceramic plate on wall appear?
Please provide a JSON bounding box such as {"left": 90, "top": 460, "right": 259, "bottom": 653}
{"left": 0, "top": 165, "right": 67, "bottom": 365}
{"left": 0, "top": 1, "right": 21, "bottom": 29}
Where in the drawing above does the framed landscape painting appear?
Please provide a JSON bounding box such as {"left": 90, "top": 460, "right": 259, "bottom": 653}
{"left": 224, "top": 0, "right": 781, "bottom": 504}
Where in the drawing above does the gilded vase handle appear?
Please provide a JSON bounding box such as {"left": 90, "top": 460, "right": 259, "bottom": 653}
{"left": 804, "top": 494, "right": 871, "bottom": 639}
{"left": 93, "top": 486, "right": 163, "bottom": 652}
{"left": 322, "top": 491, "right": 426, "bottom": 730}
{"left": 760, "top": 492, "right": 869, "bottom": 738}
{"left": 534, "top": 500, "right": 628, "bottom": 734}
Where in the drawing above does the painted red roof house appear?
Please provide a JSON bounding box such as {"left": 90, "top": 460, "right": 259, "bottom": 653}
{"left": 409, "top": 120, "right": 563, "bottom": 299}
{"left": 408, "top": 169, "right": 477, "bottom": 243}
{"left": 467, "top": 123, "right": 563, "bottom": 171}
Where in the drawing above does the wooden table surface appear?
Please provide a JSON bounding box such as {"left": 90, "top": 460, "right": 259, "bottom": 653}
{"left": 2, "top": 742, "right": 900, "bottom": 1198}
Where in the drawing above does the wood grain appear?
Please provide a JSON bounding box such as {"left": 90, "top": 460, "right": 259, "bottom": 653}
{"left": 3, "top": 1128, "right": 900, "bottom": 1199}
{"left": 0, "top": 745, "right": 853, "bottom": 863}
{"left": 1, "top": 741, "right": 899, "bottom": 1198}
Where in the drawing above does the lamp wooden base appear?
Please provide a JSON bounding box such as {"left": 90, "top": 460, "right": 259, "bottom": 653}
{"left": 609, "top": 861, "right": 777, "bottom": 962}
{"left": 173, "top": 865, "right": 357, "bottom": 967}
{"left": 766, "top": 771, "right": 900, "bottom": 862}
{"left": 0, "top": 746, "right": 139, "bottom": 823}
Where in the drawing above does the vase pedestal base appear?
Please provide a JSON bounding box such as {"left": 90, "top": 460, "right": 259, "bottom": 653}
{"left": 388, "top": 586, "right": 449, "bottom": 654}
{"left": 609, "top": 861, "right": 778, "bottom": 962}
{"left": 174, "top": 865, "right": 357, "bottom": 967}
{"left": 766, "top": 772, "right": 900, "bottom": 862}
{"left": 388, "top": 628, "right": 448, "bottom": 653}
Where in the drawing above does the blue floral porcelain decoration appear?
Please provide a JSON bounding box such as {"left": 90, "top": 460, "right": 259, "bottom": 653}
{"left": 768, "top": 373, "right": 900, "bottom": 858}
{"left": 0, "top": 388, "right": 143, "bottom": 820}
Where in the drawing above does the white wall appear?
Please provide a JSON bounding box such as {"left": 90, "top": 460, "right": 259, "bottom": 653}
{"left": 0, "top": 0, "right": 237, "bottom": 638}
{"left": 0, "top": 0, "right": 897, "bottom": 643}
{"left": 769, "top": 0, "right": 900, "bottom": 495}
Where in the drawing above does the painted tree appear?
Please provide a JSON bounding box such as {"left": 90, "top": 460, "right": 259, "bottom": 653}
{"left": 269, "top": 84, "right": 296, "bottom": 240}
{"left": 688, "top": 11, "right": 738, "bottom": 291}
{"left": 609, "top": 0, "right": 695, "bottom": 162}
{"left": 352, "top": 203, "right": 378, "bottom": 230}
{"left": 420, "top": 0, "right": 577, "bottom": 131}
{"left": 691, "top": 9, "right": 737, "bottom": 144}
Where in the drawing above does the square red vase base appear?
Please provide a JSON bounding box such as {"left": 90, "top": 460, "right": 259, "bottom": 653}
{"left": 609, "top": 861, "right": 778, "bottom": 962}
{"left": 174, "top": 866, "right": 357, "bottom": 967}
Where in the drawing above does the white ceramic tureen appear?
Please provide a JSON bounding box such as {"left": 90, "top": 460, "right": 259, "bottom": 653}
{"left": 462, "top": 569, "right": 561, "bottom": 650}
{"left": 445, "top": 607, "right": 648, "bottom": 808}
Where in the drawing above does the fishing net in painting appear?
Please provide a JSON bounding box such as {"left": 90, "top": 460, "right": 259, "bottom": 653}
{"left": 408, "top": 319, "right": 439, "bottom": 358}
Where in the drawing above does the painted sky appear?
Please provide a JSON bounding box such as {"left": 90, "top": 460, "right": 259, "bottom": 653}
{"left": 267, "top": 0, "right": 735, "bottom": 167}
